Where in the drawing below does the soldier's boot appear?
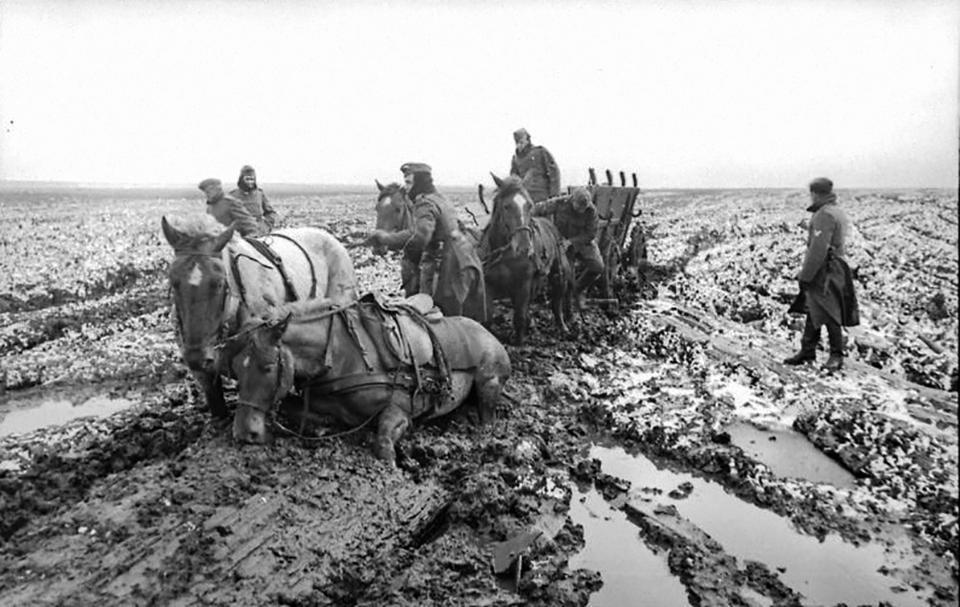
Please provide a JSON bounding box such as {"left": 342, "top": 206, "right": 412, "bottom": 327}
{"left": 784, "top": 317, "right": 819, "bottom": 365}
{"left": 822, "top": 322, "right": 844, "bottom": 371}
{"left": 822, "top": 354, "right": 844, "bottom": 372}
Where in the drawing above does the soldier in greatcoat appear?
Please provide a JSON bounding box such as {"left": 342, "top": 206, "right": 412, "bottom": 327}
{"left": 510, "top": 128, "right": 560, "bottom": 203}
{"left": 784, "top": 177, "right": 860, "bottom": 371}
{"left": 229, "top": 165, "right": 278, "bottom": 231}
{"left": 366, "top": 163, "right": 486, "bottom": 321}
{"left": 198, "top": 177, "right": 264, "bottom": 237}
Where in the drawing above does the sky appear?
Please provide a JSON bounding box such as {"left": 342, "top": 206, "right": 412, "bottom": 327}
{"left": 0, "top": 0, "right": 957, "bottom": 188}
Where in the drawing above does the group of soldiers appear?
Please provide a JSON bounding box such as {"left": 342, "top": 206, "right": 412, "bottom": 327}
{"left": 196, "top": 131, "right": 859, "bottom": 371}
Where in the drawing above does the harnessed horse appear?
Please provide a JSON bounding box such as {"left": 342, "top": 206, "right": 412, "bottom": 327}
{"left": 162, "top": 216, "right": 358, "bottom": 417}
{"left": 481, "top": 174, "right": 573, "bottom": 345}
{"left": 224, "top": 296, "right": 511, "bottom": 462}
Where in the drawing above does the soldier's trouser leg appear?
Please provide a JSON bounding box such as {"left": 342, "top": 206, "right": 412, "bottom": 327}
{"left": 400, "top": 257, "right": 419, "bottom": 297}
{"left": 799, "top": 314, "right": 821, "bottom": 356}
{"left": 573, "top": 241, "right": 604, "bottom": 293}
{"left": 824, "top": 319, "right": 844, "bottom": 356}
{"left": 418, "top": 255, "right": 439, "bottom": 296}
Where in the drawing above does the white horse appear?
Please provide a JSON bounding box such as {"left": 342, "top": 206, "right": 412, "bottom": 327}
{"left": 161, "top": 215, "right": 357, "bottom": 417}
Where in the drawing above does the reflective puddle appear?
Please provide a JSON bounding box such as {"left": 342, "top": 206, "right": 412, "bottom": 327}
{"left": 0, "top": 395, "right": 133, "bottom": 437}
{"left": 568, "top": 485, "right": 690, "bottom": 607}
{"left": 726, "top": 422, "right": 857, "bottom": 488}
{"left": 591, "top": 445, "right": 930, "bottom": 607}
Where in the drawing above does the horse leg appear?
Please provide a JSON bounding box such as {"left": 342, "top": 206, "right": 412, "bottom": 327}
{"left": 476, "top": 374, "right": 502, "bottom": 426}
{"left": 375, "top": 404, "right": 410, "bottom": 464}
{"left": 193, "top": 369, "right": 228, "bottom": 418}
{"left": 548, "top": 265, "right": 571, "bottom": 336}
{"left": 510, "top": 281, "right": 532, "bottom": 346}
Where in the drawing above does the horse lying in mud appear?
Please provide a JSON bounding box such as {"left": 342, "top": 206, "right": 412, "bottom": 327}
{"left": 161, "top": 216, "right": 358, "bottom": 418}
{"left": 481, "top": 174, "right": 574, "bottom": 345}
{"left": 369, "top": 181, "right": 487, "bottom": 323}
{"left": 225, "top": 295, "right": 511, "bottom": 461}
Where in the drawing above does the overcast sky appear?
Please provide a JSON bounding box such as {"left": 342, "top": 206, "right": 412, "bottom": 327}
{"left": 1, "top": 0, "right": 957, "bottom": 188}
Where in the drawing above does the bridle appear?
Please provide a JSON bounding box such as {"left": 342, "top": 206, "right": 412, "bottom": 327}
{"left": 171, "top": 250, "right": 236, "bottom": 360}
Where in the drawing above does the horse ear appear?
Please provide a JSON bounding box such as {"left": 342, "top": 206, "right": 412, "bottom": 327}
{"left": 490, "top": 172, "right": 504, "bottom": 188}
{"left": 375, "top": 179, "right": 385, "bottom": 193}
{"left": 212, "top": 225, "right": 235, "bottom": 252}
{"left": 161, "top": 216, "right": 184, "bottom": 247}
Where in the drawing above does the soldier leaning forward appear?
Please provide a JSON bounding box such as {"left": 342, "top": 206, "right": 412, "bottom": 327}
{"left": 531, "top": 186, "right": 604, "bottom": 305}
{"left": 784, "top": 177, "right": 860, "bottom": 371}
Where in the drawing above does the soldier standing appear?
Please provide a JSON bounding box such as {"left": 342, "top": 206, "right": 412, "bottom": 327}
{"left": 510, "top": 128, "right": 560, "bottom": 203}
{"left": 531, "top": 186, "right": 604, "bottom": 308}
{"left": 784, "top": 177, "right": 860, "bottom": 371}
{"left": 230, "top": 165, "right": 278, "bottom": 231}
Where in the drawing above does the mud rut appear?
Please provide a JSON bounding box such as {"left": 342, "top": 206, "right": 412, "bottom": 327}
{"left": 1, "top": 195, "right": 958, "bottom": 607}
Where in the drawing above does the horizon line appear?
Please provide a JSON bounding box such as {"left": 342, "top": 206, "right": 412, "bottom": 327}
{"left": 0, "top": 179, "right": 956, "bottom": 191}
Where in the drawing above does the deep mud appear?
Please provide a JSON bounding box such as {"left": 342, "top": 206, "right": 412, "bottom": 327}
{"left": 0, "top": 187, "right": 957, "bottom": 606}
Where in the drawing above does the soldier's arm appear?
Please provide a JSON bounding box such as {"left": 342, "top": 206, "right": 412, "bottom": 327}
{"left": 542, "top": 148, "right": 561, "bottom": 197}
{"left": 377, "top": 227, "right": 415, "bottom": 249}
{"left": 228, "top": 199, "right": 261, "bottom": 237}
{"left": 569, "top": 207, "right": 598, "bottom": 245}
{"left": 530, "top": 198, "right": 559, "bottom": 217}
{"left": 510, "top": 155, "right": 520, "bottom": 177}
{"left": 798, "top": 212, "right": 836, "bottom": 283}
{"left": 260, "top": 191, "right": 278, "bottom": 229}
{"left": 406, "top": 205, "right": 437, "bottom": 253}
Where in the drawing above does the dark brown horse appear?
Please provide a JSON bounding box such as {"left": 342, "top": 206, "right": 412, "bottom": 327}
{"left": 370, "top": 181, "right": 488, "bottom": 323}
{"left": 482, "top": 174, "right": 573, "bottom": 345}
{"left": 226, "top": 298, "right": 511, "bottom": 461}
{"left": 162, "top": 215, "right": 357, "bottom": 417}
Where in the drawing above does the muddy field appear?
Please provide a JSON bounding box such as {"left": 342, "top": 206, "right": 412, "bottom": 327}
{"left": 0, "top": 185, "right": 956, "bottom": 606}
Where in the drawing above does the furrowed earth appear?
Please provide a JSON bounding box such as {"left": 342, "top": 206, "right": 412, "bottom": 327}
{"left": 0, "top": 185, "right": 956, "bottom": 606}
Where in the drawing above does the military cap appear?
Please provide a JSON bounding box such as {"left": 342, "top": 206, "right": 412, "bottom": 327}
{"left": 197, "top": 177, "right": 222, "bottom": 191}
{"left": 808, "top": 177, "right": 833, "bottom": 195}
{"left": 400, "top": 162, "right": 432, "bottom": 175}
{"left": 513, "top": 128, "right": 530, "bottom": 142}
{"left": 239, "top": 165, "right": 256, "bottom": 175}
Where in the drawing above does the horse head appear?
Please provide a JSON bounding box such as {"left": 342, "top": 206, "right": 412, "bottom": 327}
{"left": 162, "top": 216, "right": 236, "bottom": 373}
{"left": 372, "top": 180, "right": 413, "bottom": 255}
{"left": 488, "top": 173, "right": 534, "bottom": 257}
{"left": 230, "top": 313, "right": 296, "bottom": 444}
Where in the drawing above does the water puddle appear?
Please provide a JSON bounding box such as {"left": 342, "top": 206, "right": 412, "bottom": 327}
{"left": 568, "top": 485, "right": 690, "bottom": 607}
{"left": 0, "top": 395, "right": 133, "bottom": 437}
{"left": 591, "top": 445, "right": 930, "bottom": 607}
{"left": 726, "top": 422, "right": 857, "bottom": 488}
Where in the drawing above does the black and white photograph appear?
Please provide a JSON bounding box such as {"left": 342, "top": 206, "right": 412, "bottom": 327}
{"left": 0, "top": 1, "right": 956, "bottom": 605}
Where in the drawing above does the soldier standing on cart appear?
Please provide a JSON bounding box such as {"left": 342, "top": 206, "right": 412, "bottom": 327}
{"left": 510, "top": 128, "right": 561, "bottom": 203}
{"left": 531, "top": 186, "right": 604, "bottom": 309}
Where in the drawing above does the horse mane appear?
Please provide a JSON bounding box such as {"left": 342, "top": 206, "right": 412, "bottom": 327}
{"left": 165, "top": 214, "right": 226, "bottom": 239}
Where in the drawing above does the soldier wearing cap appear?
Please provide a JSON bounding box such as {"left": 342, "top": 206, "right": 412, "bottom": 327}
{"left": 784, "top": 177, "right": 859, "bottom": 371}
{"left": 198, "top": 177, "right": 264, "bottom": 237}
{"left": 531, "top": 186, "right": 604, "bottom": 307}
{"left": 229, "top": 165, "right": 278, "bottom": 231}
{"left": 366, "top": 163, "right": 485, "bottom": 319}
{"left": 510, "top": 128, "right": 560, "bottom": 203}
